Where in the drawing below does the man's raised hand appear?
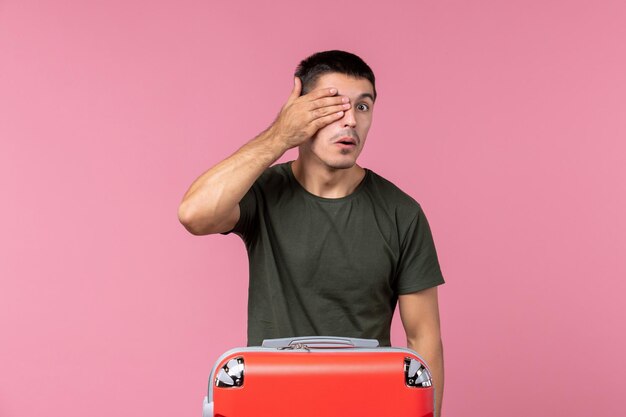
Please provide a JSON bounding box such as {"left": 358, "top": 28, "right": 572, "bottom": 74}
{"left": 269, "top": 77, "right": 351, "bottom": 149}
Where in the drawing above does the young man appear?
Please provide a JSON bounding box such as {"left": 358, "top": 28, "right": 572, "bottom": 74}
{"left": 178, "top": 50, "right": 445, "bottom": 415}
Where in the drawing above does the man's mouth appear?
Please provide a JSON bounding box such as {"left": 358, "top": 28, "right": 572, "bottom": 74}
{"left": 335, "top": 136, "right": 357, "bottom": 146}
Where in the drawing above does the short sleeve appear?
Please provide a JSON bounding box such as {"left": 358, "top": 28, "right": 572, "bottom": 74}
{"left": 220, "top": 186, "right": 258, "bottom": 242}
{"left": 394, "top": 205, "right": 445, "bottom": 294}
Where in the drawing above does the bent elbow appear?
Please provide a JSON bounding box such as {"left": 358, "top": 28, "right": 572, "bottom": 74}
{"left": 178, "top": 202, "right": 210, "bottom": 236}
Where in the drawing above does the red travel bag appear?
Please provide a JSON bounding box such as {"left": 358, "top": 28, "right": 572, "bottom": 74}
{"left": 202, "top": 336, "right": 434, "bottom": 417}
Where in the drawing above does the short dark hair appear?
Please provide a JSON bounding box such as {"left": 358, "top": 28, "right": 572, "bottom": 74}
{"left": 294, "top": 50, "right": 377, "bottom": 100}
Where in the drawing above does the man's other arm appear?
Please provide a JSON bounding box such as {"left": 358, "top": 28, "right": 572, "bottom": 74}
{"left": 398, "top": 286, "right": 444, "bottom": 417}
{"left": 178, "top": 77, "right": 351, "bottom": 235}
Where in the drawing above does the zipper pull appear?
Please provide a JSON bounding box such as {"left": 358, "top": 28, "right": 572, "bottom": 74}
{"left": 278, "top": 343, "right": 310, "bottom": 351}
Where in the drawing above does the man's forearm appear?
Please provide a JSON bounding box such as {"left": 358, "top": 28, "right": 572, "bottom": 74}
{"left": 408, "top": 337, "right": 444, "bottom": 417}
{"left": 179, "top": 78, "right": 350, "bottom": 235}
{"left": 178, "top": 125, "right": 288, "bottom": 234}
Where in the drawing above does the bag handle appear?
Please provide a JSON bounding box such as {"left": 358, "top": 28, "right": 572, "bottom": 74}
{"left": 261, "top": 336, "right": 380, "bottom": 349}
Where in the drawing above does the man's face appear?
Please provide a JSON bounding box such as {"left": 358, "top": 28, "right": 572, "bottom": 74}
{"left": 302, "top": 72, "right": 375, "bottom": 170}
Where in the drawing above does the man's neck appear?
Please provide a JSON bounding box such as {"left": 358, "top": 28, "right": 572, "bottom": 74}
{"left": 291, "top": 158, "right": 365, "bottom": 199}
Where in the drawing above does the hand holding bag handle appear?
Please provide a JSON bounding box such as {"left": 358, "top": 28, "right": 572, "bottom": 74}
{"left": 261, "top": 336, "right": 380, "bottom": 349}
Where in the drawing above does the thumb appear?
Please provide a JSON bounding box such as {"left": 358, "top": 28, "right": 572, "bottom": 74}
{"left": 288, "top": 76, "right": 302, "bottom": 102}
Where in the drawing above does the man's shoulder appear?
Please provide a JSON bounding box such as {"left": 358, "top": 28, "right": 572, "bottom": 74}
{"left": 254, "top": 161, "right": 292, "bottom": 188}
{"left": 365, "top": 169, "right": 422, "bottom": 212}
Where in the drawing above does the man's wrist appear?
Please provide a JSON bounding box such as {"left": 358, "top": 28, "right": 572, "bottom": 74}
{"left": 262, "top": 125, "right": 292, "bottom": 154}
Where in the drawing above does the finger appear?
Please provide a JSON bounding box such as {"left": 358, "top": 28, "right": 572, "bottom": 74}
{"left": 286, "top": 77, "right": 302, "bottom": 104}
{"left": 308, "top": 95, "right": 350, "bottom": 111}
{"left": 310, "top": 109, "right": 346, "bottom": 131}
{"left": 309, "top": 103, "right": 351, "bottom": 121}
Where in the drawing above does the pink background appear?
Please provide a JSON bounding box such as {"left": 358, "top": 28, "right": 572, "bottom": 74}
{"left": 1, "top": 0, "right": 625, "bottom": 415}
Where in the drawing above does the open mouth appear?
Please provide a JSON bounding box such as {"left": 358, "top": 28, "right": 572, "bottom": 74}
{"left": 336, "top": 137, "right": 357, "bottom": 146}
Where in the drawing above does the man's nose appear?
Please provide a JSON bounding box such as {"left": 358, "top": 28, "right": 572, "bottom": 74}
{"left": 342, "top": 106, "right": 357, "bottom": 128}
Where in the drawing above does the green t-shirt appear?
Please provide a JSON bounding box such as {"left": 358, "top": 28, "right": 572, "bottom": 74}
{"left": 226, "top": 161, "right": 445, "bottom": 346}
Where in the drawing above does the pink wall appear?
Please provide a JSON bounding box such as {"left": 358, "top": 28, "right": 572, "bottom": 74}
{"left": 1, "top": 0, "right": 625, "bottom": 415}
